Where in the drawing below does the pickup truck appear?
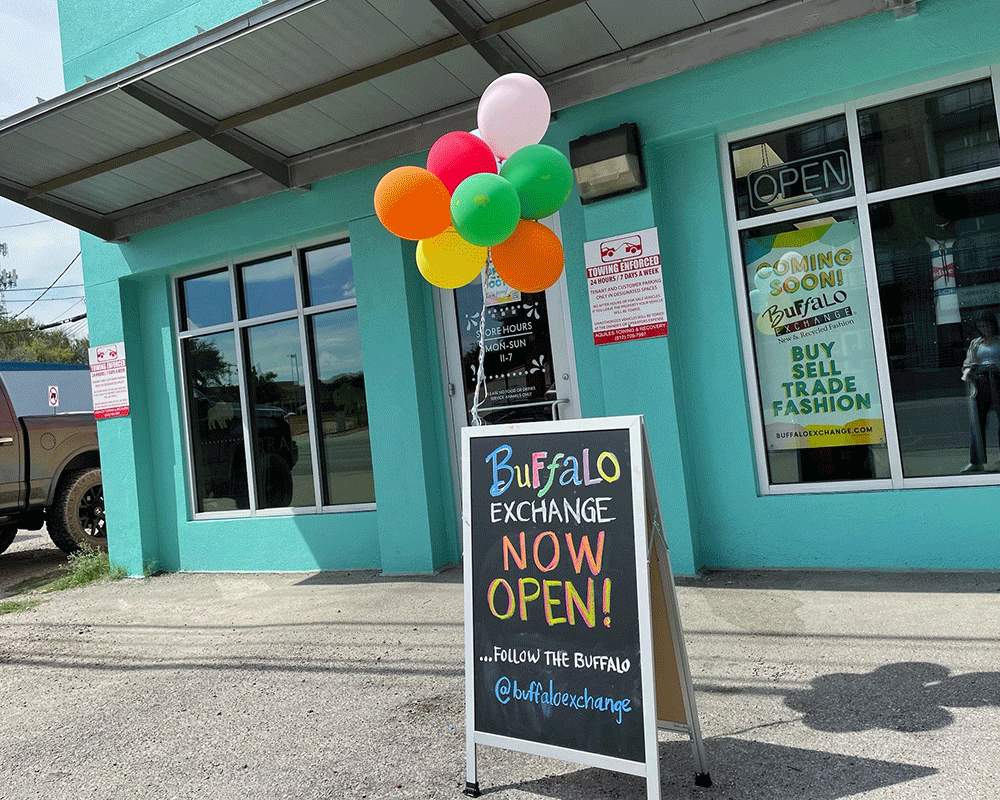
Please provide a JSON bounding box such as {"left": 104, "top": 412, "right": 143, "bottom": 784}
{"left": 0, "top": 375, "right": 103, "bottom": 556}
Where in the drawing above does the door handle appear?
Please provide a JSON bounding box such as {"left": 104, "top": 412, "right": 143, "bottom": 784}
{"left": 0, "top": 437, "right": 13, "bottom": 445}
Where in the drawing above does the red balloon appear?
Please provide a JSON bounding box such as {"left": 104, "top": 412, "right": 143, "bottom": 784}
{"left": 427, "top": 131, "right": 498, "bottom": 194}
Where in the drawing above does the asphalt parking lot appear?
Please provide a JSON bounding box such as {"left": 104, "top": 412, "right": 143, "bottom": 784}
{"left": 1, "top": 534, "right": 998, "bottom": 800}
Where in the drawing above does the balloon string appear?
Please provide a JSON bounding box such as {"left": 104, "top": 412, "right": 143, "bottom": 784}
{"left": 470, "top": 252, "right": 490, "bottom": 426}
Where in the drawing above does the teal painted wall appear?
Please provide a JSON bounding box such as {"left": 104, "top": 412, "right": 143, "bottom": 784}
{"left": 57, "top": 0, "right": 261, "bottom": 87}
{"left": 62, "top": 0, "right": 1000, "bottom": 574}
{"left": 540, "top": 0, "right": 1000, "bottom": 571}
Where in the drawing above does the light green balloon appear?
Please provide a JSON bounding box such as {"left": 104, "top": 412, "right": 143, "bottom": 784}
{"left": 500, "top": 144, "right": 573, "bottom": 219}
{"left": 450, "top": 173, "right": 521, "bottom": 247}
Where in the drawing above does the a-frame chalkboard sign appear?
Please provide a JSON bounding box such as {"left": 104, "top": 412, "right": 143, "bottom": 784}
{"left": 462, "top": 416, "right": 710, "bottom": 797}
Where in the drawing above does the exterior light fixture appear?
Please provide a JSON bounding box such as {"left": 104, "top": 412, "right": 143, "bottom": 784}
{"left": 569, "top": 123, "right": 646, "bottom": 204}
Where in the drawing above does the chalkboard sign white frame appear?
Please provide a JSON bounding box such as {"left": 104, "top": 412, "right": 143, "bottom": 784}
{"left": 462, "top": 415, "right": 708, "bottom": 798}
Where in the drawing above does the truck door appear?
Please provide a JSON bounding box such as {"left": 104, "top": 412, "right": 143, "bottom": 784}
{"left": 0, "top": 378, "right": 24, "bottom": 509}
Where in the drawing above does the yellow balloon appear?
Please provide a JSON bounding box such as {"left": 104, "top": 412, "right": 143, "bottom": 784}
{"left": 416, "top": 227, "right": 488, "bottom": 289}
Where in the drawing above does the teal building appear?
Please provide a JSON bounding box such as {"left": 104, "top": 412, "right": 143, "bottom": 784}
{"left": 1, "top": 0, "right": 998, "bottom": 576}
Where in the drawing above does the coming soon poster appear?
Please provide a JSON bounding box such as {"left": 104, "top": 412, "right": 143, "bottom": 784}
{"left": 744, "top": 218, "right": 885, "bottom": 450}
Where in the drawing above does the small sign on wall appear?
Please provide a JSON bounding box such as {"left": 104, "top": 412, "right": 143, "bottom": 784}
{"left": 584, "top": 227, "right": 668, "bottom": 345}
{"left": 88, "top": 341, "right": 130, "bottom": 419}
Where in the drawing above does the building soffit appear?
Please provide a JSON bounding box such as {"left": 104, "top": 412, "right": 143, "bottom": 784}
{"left": 0, "top": 0, "right": 893, "bottom": 242}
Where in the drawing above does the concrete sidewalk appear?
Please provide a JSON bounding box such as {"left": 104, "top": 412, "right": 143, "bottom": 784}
{"left": 0, "top": 566, "right": 997, "bottom": 800}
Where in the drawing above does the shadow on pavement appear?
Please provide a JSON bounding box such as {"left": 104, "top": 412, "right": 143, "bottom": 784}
{"left": 293, "top": 565, "right": 464, "bottom": 586}
{"left": 784, "top": 662, "right": 1000, "bottom": 732}
{"left": 483, "top": 738, "right": 936, "bottom": 799}
{"left": 676, "top": 569, "right": 1000, "bottom": 593}
{"left": 0, "top": 532, "right": 66, "bottom": 598}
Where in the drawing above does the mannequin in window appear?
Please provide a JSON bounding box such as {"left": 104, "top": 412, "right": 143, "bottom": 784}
{"left": 960, "top": 309, "right": 1000, "bottom": 473}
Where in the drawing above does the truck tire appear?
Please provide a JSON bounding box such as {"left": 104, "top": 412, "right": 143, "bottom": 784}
{"left": 0, "top": 527, "right": 16, "bottom": 555}
{"left": 47, "top": 468, "right": 107, "bottom": 555}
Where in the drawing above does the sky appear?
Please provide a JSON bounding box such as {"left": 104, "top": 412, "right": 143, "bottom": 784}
{"left": 0, "top": 0, "right": 88, "bottom": 341}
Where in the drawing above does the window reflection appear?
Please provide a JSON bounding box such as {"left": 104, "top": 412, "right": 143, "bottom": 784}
{"left": 872, "top": 180, "right": 1000, "bottom": 476}
{"left": 310, "top": 308, "right": 375, "bottom": 505}
{"left": 180, "top": 269, "right": 232, "bottom": 330}
{"left": 303, "top": 241, "right": 355, "bottom": 306}
{"left": 183, "top": 333, "right": 248, "bottom": 511}
{"left": 240, "top": 254, "right": 297, "bottom": 319}
{"left": 244, "top": 319, "right": 313, "bottom": 508}
{"left": 860, "top": 79, "right": 1000, "bottom": 193}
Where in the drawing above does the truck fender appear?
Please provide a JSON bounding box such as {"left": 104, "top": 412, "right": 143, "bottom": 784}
{"left": 45, "top": 446, "right": 101, "bottom": 507}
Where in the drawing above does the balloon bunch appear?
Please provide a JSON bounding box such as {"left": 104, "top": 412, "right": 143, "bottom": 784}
{"left": 373, "top": 74, "right": 573, "bottom": 293}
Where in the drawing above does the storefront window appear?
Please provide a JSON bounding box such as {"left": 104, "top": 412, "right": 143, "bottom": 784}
{"left": 727, "top": 73, "right": 1000, "bottom": 492}
{"left": 303, "top": 241, "right": 355, "bottom": 306}
{"left": 859, "top": 79, "right": 1000, "bottom": 192}
{"left": 872, "top": 179, "right": 1000, "bottom": 477}
{"left": 244, "top": 319, "right": 314, "bottom": 508}
{"left": 739, "top": 210, "right": 889, "bottom": 483}
{"left": 309, "top": 308, "right": 375, "bottom": 505}
{"left": 179, "top": 269, "right": 232, "bottom": 330}
{"left": 240, "top": 254, "right": 297, "bottom": 319}
{"left": 182, "top": 332, "right": 248, "bottom": 512}
{"left": 177, "top": 238, "right": 374, "bottom": 516}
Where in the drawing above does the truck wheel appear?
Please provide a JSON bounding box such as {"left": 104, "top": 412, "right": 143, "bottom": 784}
{"left": 48, "top": 468, "right": 107, "bottom": 555}
{"left": 0, "top": 527, "right": 16, "bottom": 555}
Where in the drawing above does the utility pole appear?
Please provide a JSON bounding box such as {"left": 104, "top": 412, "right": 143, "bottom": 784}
{"left": 0, "top": 244, "right": 13, "bottom": 318}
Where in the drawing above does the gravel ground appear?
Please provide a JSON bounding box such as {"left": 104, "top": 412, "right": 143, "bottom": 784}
{"left": 0, "top": 546, "right": 998, "bottom": 800}
{"left": 0, "top": 527, "right": 67, "bottom": 597}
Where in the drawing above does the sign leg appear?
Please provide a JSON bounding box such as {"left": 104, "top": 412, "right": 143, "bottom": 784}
{"left": 464, "top": 740, "right": 480, "bottom": 797}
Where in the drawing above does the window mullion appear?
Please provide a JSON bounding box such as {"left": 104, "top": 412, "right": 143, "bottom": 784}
{"left": 231, "top": 265, "right": 259, "bottom": 512}
{"left": 846, "top": 100, "right": 906, "bottom": 489}
{"left": 733, "top": 194, "right": 859, "bottom": 231}
{"left": 300, "top": 312, "right": 324, "bottom": 509}
{"left": 292, "top": 249, "right": 325, "bottom": 511}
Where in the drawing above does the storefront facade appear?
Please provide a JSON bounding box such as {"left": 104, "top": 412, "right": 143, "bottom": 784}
{"left": 20, "top": 0, "right": 999, "bottom": 575}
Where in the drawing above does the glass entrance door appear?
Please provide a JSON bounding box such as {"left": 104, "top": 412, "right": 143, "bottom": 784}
{"left": 439, "top": 219, "right": 579, "bottom": 436}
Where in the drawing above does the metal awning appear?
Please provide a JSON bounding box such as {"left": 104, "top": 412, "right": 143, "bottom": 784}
{"left": 0, "top": 0, "right": 893, "bottom": 241}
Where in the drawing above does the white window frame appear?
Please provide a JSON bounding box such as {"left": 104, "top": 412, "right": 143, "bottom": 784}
{"left": 721, "top": 66, "right": 1000, "bottom": 495}
{"left": 173, "top": 234, "right": 376, "bottom": 519}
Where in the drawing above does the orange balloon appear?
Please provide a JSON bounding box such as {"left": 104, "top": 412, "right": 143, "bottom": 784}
{"left": 491, "top": 220, "right": 564, "bottom": 293}
{"left": 374, "top": 166, "right": 451, "bottom": 241}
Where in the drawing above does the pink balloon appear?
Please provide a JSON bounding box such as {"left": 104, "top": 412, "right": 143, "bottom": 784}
{"left": 427, "top": 131, "right": 498, "bottom": 194}
{"left": 476, "top": 73, "right": 551, "bottom": 160}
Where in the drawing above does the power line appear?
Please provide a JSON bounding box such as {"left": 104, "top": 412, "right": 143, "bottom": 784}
{"left": 0, "top": 218, "right": 56, "bottom": 230}
{"left": 0, "top": 313, "right": 86, "bottom": 336}
{"left": 6, "top": 295, "right": 85, "bottom": 303}
{"left": 4, "top": 283, "right": 84, "bottom": 291}
{"left": 9, "top": 251, "right": 81, "bottom": 322}
{"left": 53, "top": 297, "right": 86, "bottom": 322}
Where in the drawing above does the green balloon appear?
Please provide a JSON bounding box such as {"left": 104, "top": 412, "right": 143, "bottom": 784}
{"left": 500, "top": 144, "right": 574, "bottom": 220}
{"left": 450, "top": 173, "right": 521, "bottom": 247}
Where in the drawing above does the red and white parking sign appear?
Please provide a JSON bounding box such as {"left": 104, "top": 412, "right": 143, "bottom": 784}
{"left": 584, "top": 226, "right": 668, "bottom": 345}
{"left": 88, "top": 341, "right": 130, "bottom": 419}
